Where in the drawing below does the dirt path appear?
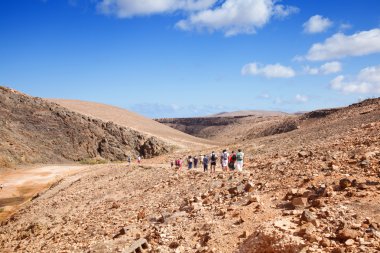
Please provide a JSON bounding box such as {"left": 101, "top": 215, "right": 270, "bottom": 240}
{"left": 0, "top": 165, "right": 87, "bottom": 221}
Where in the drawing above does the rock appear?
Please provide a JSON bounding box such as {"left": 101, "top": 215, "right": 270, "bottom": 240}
{"left": 291, "top": 197, "right": 308, "bottom": 209}
{"left": 169, "top": 241, "right": 180, "bottom": 249}
{"left": 300, "top": 210, "right": 316, "bottom": 223}
{"left": 244, "top": 182, "right": 255, "bottom": 192}
{"left": 337, "top": 228, "right": 360, "bottom": 241}
{"left": 339, "top": 178, "right": 351, "bottom": 190}
{"left": 331, "top": 248, "right": 345, "bottom": 253}
{"left": 320, "top": 238, "right": 331, "bottom": 247}
{"left": 298, "top": 151, "right": 312, "bottom": 158}
{"left": 345, "top": 239, "right": 355, "bottom": 246}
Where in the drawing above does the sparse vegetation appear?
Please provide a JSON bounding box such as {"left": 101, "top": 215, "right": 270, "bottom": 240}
{"left": 79, "top": 158, "right": 108, "bottom": 165}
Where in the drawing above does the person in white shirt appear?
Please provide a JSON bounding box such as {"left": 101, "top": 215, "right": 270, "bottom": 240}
{"left": 236, "top": 149, "right": 245, "bottom": 172}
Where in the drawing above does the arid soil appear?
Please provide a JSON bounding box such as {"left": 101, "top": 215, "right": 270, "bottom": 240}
{"left": 0, "top": 165, "right": 87, "bottom": 222}
{"left": 0, "top": 87, "right": 172, "bottom": 167}
{"left": 1, "top": 98, "right": 379, "bottom": 252}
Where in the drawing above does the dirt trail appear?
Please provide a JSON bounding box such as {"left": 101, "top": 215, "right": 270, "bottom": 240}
{"left": 0, "top": 165, "right": 87, "bottom": 221}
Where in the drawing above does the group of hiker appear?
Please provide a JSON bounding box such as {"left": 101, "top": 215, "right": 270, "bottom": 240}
{"left": 173, "top": 149, "right": 245, "bottom": 173}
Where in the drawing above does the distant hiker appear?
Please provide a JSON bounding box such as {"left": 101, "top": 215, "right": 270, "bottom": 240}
{"left": 194, "top": 156, "right": 199, "bottom": 169}
{"left": 203, "top": 155, "right": 209, "bottom": 172}
{"left": 0, "top": 184, "right": 3, "bottom": 190}
{"left": 188, "top": 156, "right": 193, "bottom": 169}
{"left": 236, "top": 149, "right": 245, "bottom": 172}
{"left": 137, "top": 156, "right": 141, "bottom": 164}
{"left": 210, "top": 151, "right": 217, "bottom": 173}
{"left": 178, "top": 158, "right": 183, "bottom": 171}
{"left": 229, "top": 151, "right": 237, "bottom": 171}
{"left": 200, "top": 154, "right": 204, "bottom": 165}
{"left": 127, "top": 156, "right": 131, "bottom": 166}
{"left": 221, "top": 149, "right": 229, "bottom": 172}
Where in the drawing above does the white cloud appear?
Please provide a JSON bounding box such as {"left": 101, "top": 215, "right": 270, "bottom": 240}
{"left": 242, "top": 62, "right": 295, "bottom": 78}
{"left": 295, "top": 94, "right": 308, "bottom": 103}
{"left": 176, "top": 0, "right": 298, "bottom": 36}
{"left": 306, "top": 28, "right": 380, "bottom": 61}
{"left": 97, "top": 0, "right": 217, "bottom": 17}
{"left": 330, "top": 65, "right": 380, "bottom": 94}
{"left": 303, "top": 15, "right": 332, "bottom": 34}
{"left": 304, "top": 61, "right": 342, "bottom": 75}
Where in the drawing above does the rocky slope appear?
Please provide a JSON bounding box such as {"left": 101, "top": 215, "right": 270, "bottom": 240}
{"left": 0, "top": 87, "right": 171, "bottom": 166}
{"left": 156, "top": 115, "right": 289, "bottom": 142}
{"left": 49, "top": 99, "right": 214, "bottom": 149}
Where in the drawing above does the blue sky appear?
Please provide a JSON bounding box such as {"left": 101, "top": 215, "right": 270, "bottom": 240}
{"left": 1, "top": 0, "right": 380, "bottom": 118}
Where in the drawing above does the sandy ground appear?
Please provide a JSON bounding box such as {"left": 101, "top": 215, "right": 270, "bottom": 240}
{"left": 0, "top": 165, "right": 87, "bottom": 221}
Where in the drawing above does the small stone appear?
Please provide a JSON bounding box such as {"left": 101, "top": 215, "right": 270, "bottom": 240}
{"left": 337, "top": 228, "right": 360, "bottom": 241}
{"left": 320, "top": 238, "right": 331, "bottom": 247}
{"left": 291, "top": 197, "right": 308, "bottom": 208}
{"left": 339, "top": 178, "right": 351, "bottom": 190}
{"left": 169, "top": 241, "right": 180, "bottom": 249}
{"left": 300, "top": 210, "right": 316, "bottom": 223}
{"left": 345, "top": 239, "right": 355, "bottom": 246}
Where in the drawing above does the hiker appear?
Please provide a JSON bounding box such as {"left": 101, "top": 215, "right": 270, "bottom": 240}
{"left": 0, "top": 184, "right": 3, "bottom": 190}
{"left": 127, "top": 156, "right": 131, "bottom": 166}
{"left": 177, "top": 158, "right": 183, "bottom": 172}
{"left": 221, "top": 149, "right": 229, "bottom": 172}
{"left": 203, "top": 155, "right": 209, "bottom": 172}
{"left": 210, "top": 151, "right": 217, "bottom": 173}
{"left": 194, "top": 156, "right": 199, "bottom": 169}
{"left": 200, "top": 154, "right": 204, "bottom": 165}
{"left": 229, "top": 151, "right": 237, "bottom": 171}
{"left": 137, "top": 156, "right": 141, "bottom": 164}
{"left": 236, "top": 149, "right": 245, "bottom": 172}
{"left": 187, "top": 156, "right": 193, "bottom": 169}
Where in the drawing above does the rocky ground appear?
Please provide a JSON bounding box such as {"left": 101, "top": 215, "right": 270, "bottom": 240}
{"left": 0, "top": 97, "right": 379, "bottom": 252}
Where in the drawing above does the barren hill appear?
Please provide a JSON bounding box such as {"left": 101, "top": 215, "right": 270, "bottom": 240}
{"left": 208, "top": 110, "right": 288, "bottom": 117}
{"left": 0, "top": 87, "right": 171, "bottom": 167}
{"left": 49, "top": 99, "right": 214, "bottom": 149}
{"left": 1, "top": 97, "right": 380, "bottom": 252}
{"left": 156, "top": 114, "right": 291, "bottom": 142}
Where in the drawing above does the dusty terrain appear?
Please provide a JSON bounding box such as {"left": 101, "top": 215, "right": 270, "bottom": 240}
{"left": 1, "top": 96, "right": 380, "bottom": 253}
{"left": 0, "top": 87, "right": 172, "bottom": 167}
{"left": 49, "top": 99, "right": 214, "bottom": 150}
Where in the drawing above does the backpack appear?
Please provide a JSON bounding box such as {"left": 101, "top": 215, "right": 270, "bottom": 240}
{"left": 211, "top": 153, "right": 216, "bottom": 162}
{"left": 223, "top": 152, "right": 228, "bottom": 160}
{"left": 231, "top": 154, "right": 237, "bottom": 162}
{"left": 237, "top": 152, "right": 243, "bottom": 161}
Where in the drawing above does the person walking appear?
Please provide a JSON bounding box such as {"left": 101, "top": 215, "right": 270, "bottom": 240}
{"left": 127, "top": 156, "right": 131, "bottom": 166}
{"left": 203, "top": 155, "right": 209, "bottom": 172}
{"left": 188, "top": 156, "right": 193, "bottom": 169}
{"left": 178, "top": 158, "right": 183, "bottom": 172}
{"left": 229, "top": 151, "right": 237, "bottom": 171}
{"left": 210, "top": 151, "right": 217, "bottom": 173}
{"left": 200, "top": 154, "right": 204, "bottom": 166}
{"left": 221, "top": 149, "right": 229, "bottom": 172}
{"left": 194, "top": 156, "right": 199, "bottom": 169}
{"left": 137, "top": 156, "right": 141, "bottom": 164}
{"left": 236, "top": 149, "right": 245, "bottom": 172}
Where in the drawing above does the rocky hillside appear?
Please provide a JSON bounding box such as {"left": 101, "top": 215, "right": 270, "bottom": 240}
{"left": 156, "top": 115, "right": 289, "bottom": 142}
{"left": 49, "top": 99, "right": 214, "bottom": 150}
{"left": 0, "top": 87, "right": 171, "bottom": 166}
